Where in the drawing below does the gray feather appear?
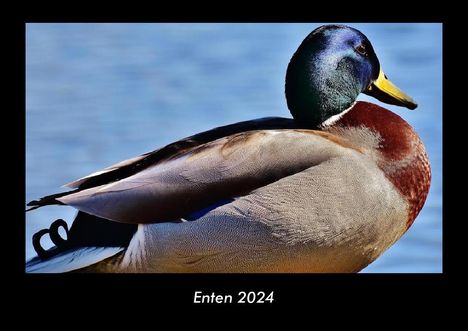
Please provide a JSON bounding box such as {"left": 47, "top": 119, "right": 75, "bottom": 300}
{"left": 57, "top": 130, "right": 353, "bottom": 223}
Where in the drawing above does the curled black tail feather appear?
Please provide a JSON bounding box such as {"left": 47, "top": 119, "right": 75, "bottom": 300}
{"left": 33, "top": 219, "right": 69, "bottom": 259}
{"left": 32, "top": 212, "right": 137, "bottom": 261}
{"left": 26, "top": 189, "right": 79, "bottom": 211}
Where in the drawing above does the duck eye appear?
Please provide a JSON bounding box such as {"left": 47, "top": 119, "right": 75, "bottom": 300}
{"left": 356, "top": 44, "right": 368, "bottom": 57}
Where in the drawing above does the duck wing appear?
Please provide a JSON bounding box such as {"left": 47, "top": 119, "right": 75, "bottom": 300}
{"left": 56, "top": 129, "right": 360, "bottom": 223}
{"left": 66, "top": 117, "right": 299, "bottom": 189}
{"left": 26, "top": 117, "right": 298, "bottom": 210}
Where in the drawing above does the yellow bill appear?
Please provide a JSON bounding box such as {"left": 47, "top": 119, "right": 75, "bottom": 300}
{"left": 364, "top": 68, "right": 417, "bottom": 110}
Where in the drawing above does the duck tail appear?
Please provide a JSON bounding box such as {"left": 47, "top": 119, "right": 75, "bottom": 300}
{"left": 26, "top": 211, "right": 138, "bottom": 273}
{"left": 26, "top": 190, "right": 80, "bottom": 211}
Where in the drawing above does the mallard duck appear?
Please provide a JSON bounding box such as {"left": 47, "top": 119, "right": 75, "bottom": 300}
{"left": 26, "top": 24, "right": 431, "bottom": 273}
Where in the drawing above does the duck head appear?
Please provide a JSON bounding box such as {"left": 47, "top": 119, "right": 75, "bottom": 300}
{"left": 285, "top": 24, "right": 417, "bottom": 127}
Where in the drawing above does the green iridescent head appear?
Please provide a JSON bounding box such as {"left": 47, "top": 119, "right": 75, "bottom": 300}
{"left": 285, "top": 25, "right": 417, "bottom": 127}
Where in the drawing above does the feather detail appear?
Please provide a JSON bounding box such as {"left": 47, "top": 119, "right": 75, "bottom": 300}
{"left": 26, "top": 247, "right": 124, "bottom": 273}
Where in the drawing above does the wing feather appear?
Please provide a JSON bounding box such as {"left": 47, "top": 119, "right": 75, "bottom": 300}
{"left": 64, "top": 117, "right": 298, "bottom": 189}
{"left": 58, "top": 129, "right": 358, "bottom": 223}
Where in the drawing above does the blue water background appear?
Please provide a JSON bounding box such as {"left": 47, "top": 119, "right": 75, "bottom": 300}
{"left": 26, "top": 23, "right": 442, "bottom": 272}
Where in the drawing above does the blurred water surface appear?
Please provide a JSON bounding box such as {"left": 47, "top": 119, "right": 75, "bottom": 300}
{"left": 26, "top": 23, "right": 442, "bottom": 272}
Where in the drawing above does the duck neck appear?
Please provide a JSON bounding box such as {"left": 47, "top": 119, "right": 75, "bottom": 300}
{"left": 329, "top": 101, "right": 431, "bottom": 229}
